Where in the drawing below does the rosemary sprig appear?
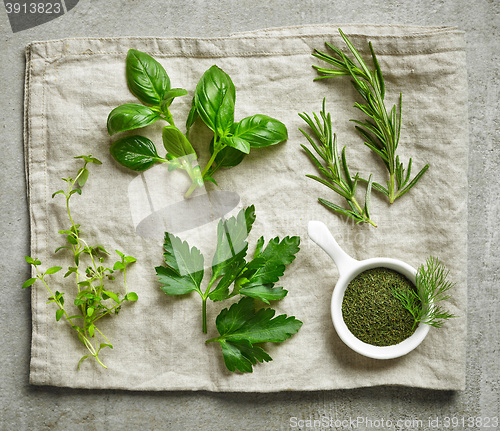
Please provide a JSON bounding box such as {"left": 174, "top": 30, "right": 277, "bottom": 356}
{"left": 299, "top": 99, "right": 377, "bottom": 227}
{"left": 312, "top": 29, "right": 429, "bottom": 204}
{"left": 392, "top": 256, "right": 456, "bottom": 329}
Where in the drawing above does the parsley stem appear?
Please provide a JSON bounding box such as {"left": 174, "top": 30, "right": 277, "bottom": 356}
{"left": 202, "top": 297, "right": 207, "bottom": 334}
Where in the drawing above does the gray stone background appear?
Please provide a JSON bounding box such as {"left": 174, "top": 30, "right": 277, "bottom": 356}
{"left": 0, "top": 1, "right": 498, "bottom": 430}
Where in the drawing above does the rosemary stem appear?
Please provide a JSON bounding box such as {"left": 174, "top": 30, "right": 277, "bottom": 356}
{"left": 351, "top": 197, "right": 377, "bottom": 227}
{"left": 389, "top": 173, "right": 396, "bottom": 204}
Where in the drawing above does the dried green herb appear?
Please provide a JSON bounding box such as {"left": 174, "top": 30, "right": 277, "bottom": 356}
{"left": 342, "top": 267, "right": 418, "bottom": 346}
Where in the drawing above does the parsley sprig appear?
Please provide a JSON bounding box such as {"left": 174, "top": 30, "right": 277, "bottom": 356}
{"left": 155, "top": 205, "right": 302, "bottom": 372}
{"left": 313, "top": 29, "right": 429, "bottom": 203}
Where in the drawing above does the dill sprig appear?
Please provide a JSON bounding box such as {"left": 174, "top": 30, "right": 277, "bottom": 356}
{"left": 392, "top": 256, "right": 456, "bottom": 328}
{"left": 299, "top": 99, "right": 377, "bottom": 227}
{"left": 312, "top": 29, "right": 429, "bottom": 204}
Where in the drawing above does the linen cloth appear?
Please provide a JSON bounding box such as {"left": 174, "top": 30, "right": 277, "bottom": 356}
{"left": 24, "top": 25, "right": 468, "bottom": 391}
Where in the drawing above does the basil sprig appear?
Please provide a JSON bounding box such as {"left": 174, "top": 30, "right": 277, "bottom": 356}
{"left": 107, "top": 50, "right": 288, "bottom": 197}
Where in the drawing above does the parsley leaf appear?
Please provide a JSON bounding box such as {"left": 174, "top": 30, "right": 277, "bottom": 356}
{"left": 155, "top": 233, "right": 204, "bottom": 295}
{"left": 207, "top": 297, "right": 303, "bottom": 373}
{"left": 208, "top": 205, "right": 256, "bottom": 301}
{"left": 211, "top": 205, "right": 256, "bottom": 278}
{"left": 237, "top": 235, "right": 300, "bottom": 304}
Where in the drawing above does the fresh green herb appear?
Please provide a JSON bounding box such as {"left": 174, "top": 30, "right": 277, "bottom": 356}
{"left": 108, "top": 50, "right": 288, "bottom": 197}
{"left": 108, "top": 49, "right": 201, "bottom": 189}
{"left": 108, "top": 49, "right": 187, "bottom": 132}
{"left": 205, "top": 297, "right": 302, "bottom": 373}
{"left": 392, "top": 256, "right": 456, "bottom": 328}
{"left": 155, "top": 205, "right": 302, "bottom": 372}
{"left": 299, "top": 99, "right": 377, "bottom": 227}
{"left": 23, "top": 156, "right": 138, "bottom": 369}
{"left": 342, "top": 267, "right": 418, "bottom": 346}
{"left": 313, "top": 29, "right": 429, "bottom": 203}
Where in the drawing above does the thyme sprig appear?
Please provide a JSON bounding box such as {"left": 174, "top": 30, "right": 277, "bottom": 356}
{"left": 299, "top": 99, "right": 377, "bottom": 227}
{"left": 312, "top": 29, "right": 429, "bottom": 203}
{"left": 24, "top": 156, "right": 138, "bottom": 369}
{"left": 392, "top": 256, "right": 456, "bottom": 329}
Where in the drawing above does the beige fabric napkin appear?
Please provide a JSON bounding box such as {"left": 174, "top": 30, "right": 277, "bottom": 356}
{"left": 24, "top": 24, "right": 468, "bottom": 391}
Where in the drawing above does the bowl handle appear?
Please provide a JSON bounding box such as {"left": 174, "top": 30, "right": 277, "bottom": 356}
{"left": 308, "top": 221, "right": 358, "bottom": 276}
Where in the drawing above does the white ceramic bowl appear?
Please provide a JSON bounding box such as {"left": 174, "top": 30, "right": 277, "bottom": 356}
{"left": 308, "top": 220, "right": 430, "bottom": 360}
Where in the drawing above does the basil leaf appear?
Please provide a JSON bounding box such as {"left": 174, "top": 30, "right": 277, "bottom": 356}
{"left": 160, "top": 88, "right": 188, "bottom": 112}
{"left": 233, "top": 114, "right": 288, "bottom": 148}
{"left": 208, "top": 125, "right": 246, "bottom": 168}
{"left": 194, "top": 65, "right": 235, "bottom": 136}
{"left": 221, "top": 136, "right": 250, "bottom": 154}
{"left": 126, "top": 49, "right": 171, "bottom": 106}
{"left": 216, "top": 86, "right": 236, "bottom": 136}
{"left": 110, "top": 135, "right": 161, "bottom": 171}
{"left": 162, "top": 125, "right": 195, "bottom": 158}
{"left": 214, "top": 146, "right": 246, "bottom": 168}
{"left": 107, "top": 103, "right": 160, "bottom": 135}
{"left": 185, "top": 97, "right": 199, "bottom": 138}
